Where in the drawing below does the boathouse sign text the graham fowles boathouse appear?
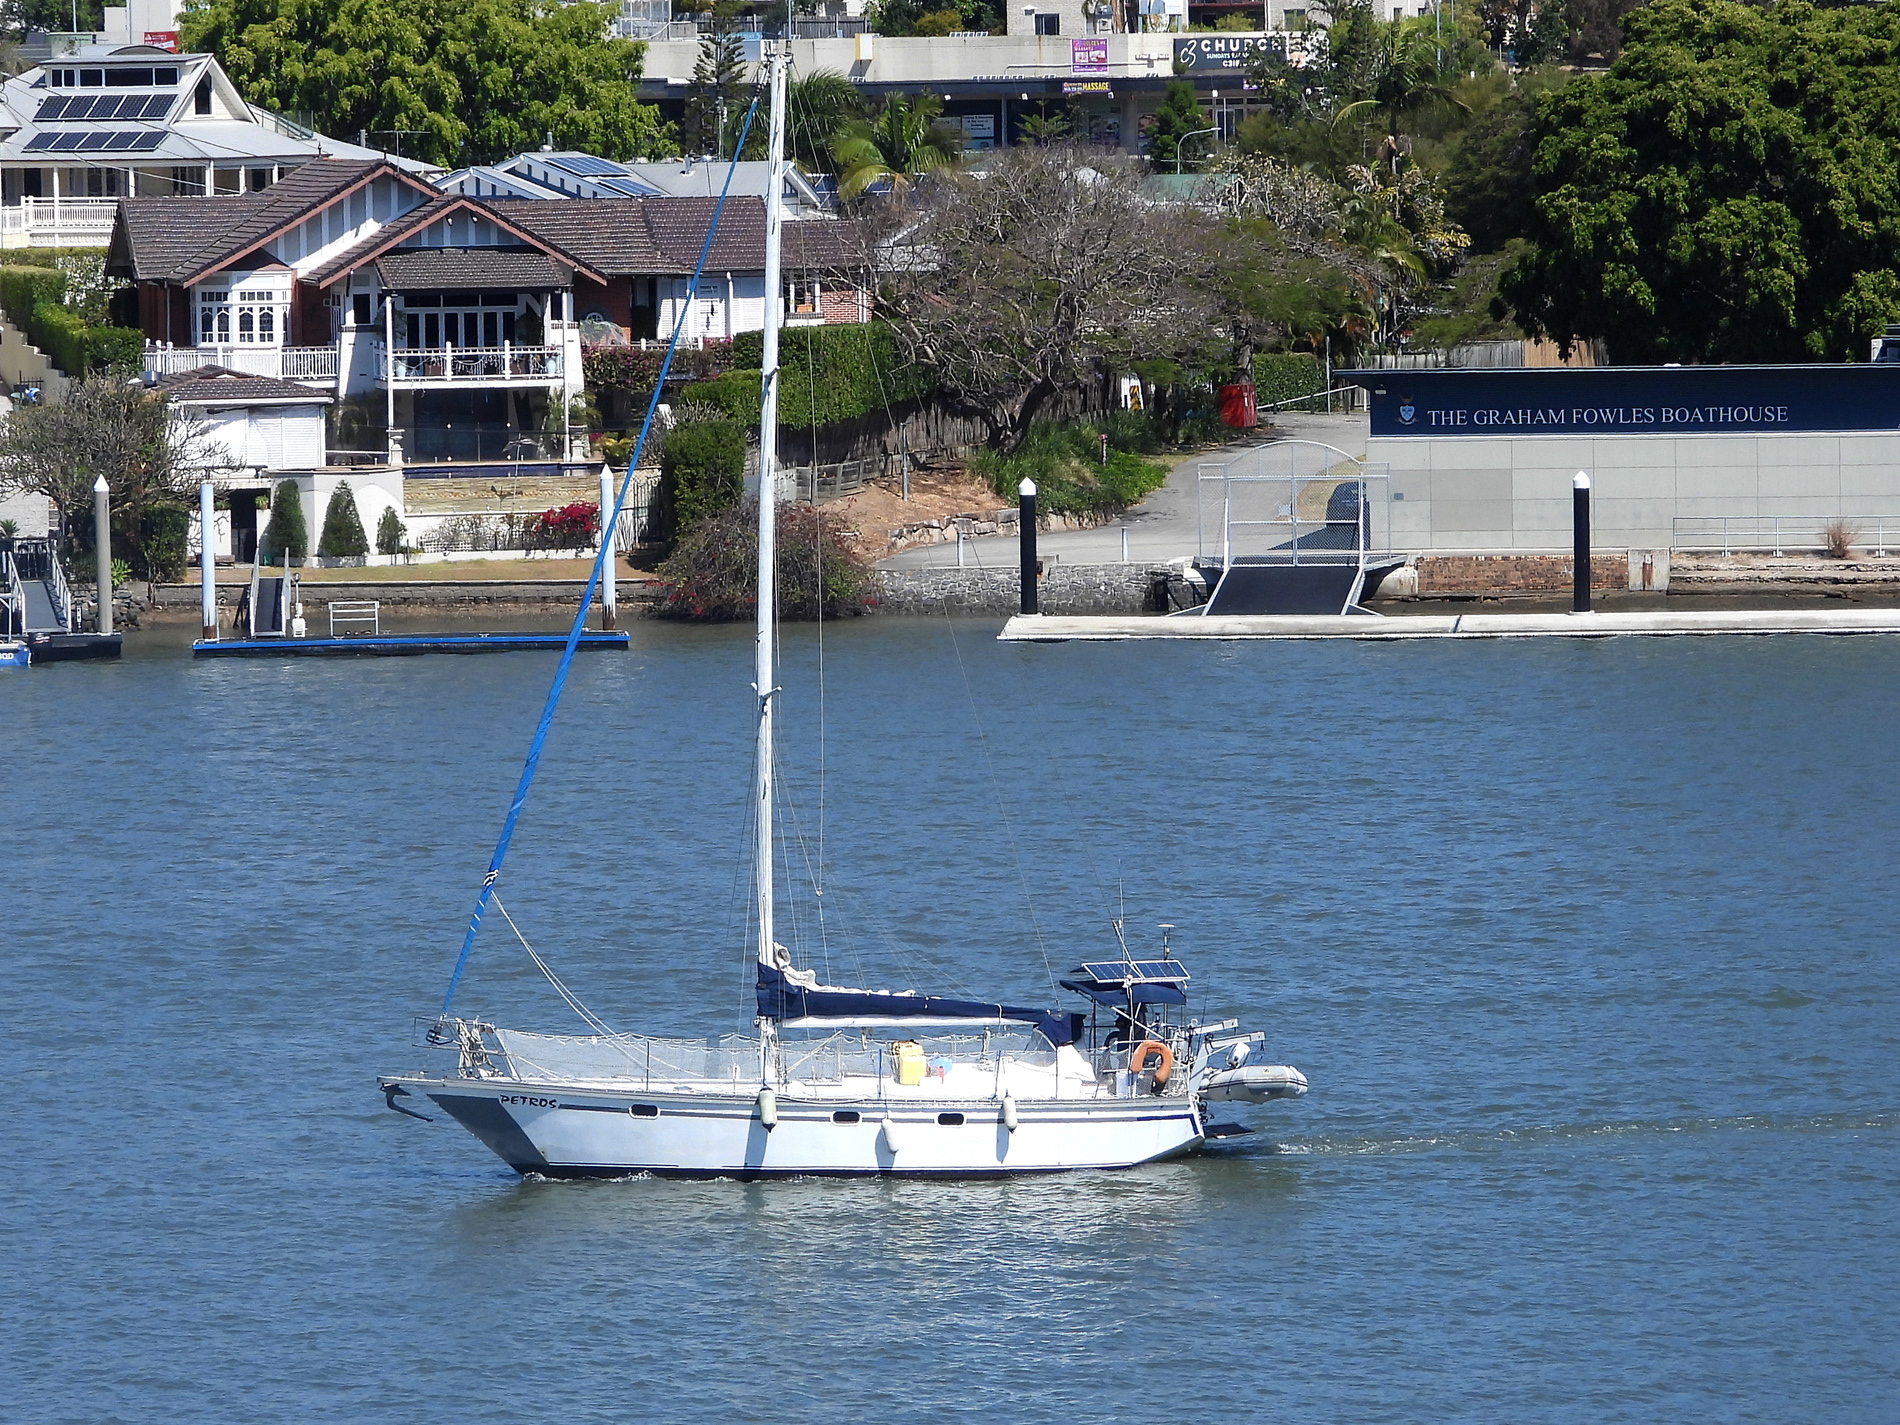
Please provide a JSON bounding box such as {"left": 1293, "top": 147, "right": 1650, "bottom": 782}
{"left": 1344, "top": 365, "right": 1900, "bottom": 438}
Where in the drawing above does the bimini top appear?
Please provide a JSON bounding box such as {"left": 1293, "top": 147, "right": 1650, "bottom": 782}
{"left": 1059, "top": 959, "right": 1190, "bottom": 1007}
{"left": 757, "top": 962, "right": 1082, "bottom": 1046}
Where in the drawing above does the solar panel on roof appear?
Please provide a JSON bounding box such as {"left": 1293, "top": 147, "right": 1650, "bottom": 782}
{"left": 102, "top": 131, "right": 141, "bottom": 151}
{"left": 128, "top": 131, "right": 164, "bottom": 151}
{"left": 35, "top": 95, "right": 70, "bottom": 119}
{"left": 138, "top": 95, "right": 173, "bottom": 118}
{"left": 50, "top": 131, "right": 86, "bottom": 151}
{"left": 23, "top": 133, "right": 53, "bottom": 150}
{"left": 553, "top": 155, "right": 627, "bottom": 178}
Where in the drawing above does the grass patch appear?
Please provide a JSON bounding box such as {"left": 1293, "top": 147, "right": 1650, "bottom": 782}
{"left": 970, "top": 420, "right": 1173, "bottom": 520}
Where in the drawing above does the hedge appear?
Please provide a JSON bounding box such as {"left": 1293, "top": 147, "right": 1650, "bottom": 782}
{"left": 1252, "top": 352, "right": 1328, "bottom": 413}
{"left": 730, "top": 322, "right": 934, "bottom": 430}
{"left": 658, "top": 419, "right": 746, "bottom": 539}
{"left": 679, "top": 368, "right": 763, "bottom": 422}
{"left": 0, "top": 247, "right": 107, "bottom": 268}
{"left": 0, "top": 264, "right": 143, "bottom": 375}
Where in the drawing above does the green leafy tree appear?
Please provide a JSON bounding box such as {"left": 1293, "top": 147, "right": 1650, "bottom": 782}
{"left": 1441, "top": 72, "right": 1570, "bottom": 252}
{"left": 1146, "top": 80, "right": 1211, "bottom": 173}
{"left": 178, "top": 0, "right": 672, "bottom": 166}
{"left": 317, "top": 481, "right": 370, "bottom": 558}
{"left": 1497, "top": 0, "right": 1900, "bottom": 363}
{"left": 831, "top": 92, "right": 963, "bottom": 200}
{"left": 375, "top": 506, "right": 407, "bottom": 556}
{"left": 260, "top": 479, "right": 308, "bottom": 566}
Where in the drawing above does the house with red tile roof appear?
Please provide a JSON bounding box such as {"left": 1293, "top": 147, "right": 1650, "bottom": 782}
{"left": 106, "top": 157, "right": 871, "bottom": 466}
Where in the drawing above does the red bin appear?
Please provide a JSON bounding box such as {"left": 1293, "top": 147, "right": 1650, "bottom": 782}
{"left": 1217, "top": 382, "right": 1258, "bottom": 429}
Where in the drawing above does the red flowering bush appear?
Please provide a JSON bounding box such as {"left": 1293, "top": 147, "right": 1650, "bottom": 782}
{"left": 530, "top": 501, "right": 600, "bottom": 555}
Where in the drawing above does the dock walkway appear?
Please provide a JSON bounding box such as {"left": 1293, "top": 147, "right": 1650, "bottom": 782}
{"left": 998, "top": 609, "right": 1900, "bottom": 642}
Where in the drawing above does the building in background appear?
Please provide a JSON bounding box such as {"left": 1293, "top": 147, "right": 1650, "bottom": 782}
{"left": 0, "top": 45, "right": 433, "bottom": 248}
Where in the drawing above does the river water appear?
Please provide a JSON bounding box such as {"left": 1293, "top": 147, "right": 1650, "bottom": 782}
{"left": 6, "top": 616, "right": 1898, "bottom": 1421}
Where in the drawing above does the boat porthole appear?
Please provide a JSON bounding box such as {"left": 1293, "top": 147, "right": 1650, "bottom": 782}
{"left": 832, "top": 1109, "right": 861, "bottom": 1124}
{"left": 937, "top": 1112, "right": 965, "bottom": 1126}
{"left": 630, "top": 1104, "right": 659, "bottom": 1118}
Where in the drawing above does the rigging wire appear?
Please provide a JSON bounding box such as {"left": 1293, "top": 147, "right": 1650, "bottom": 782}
{"left": 938, "top": 602, "right": 1060, "bottom": 994}
{"left": 492, "top": 893, "right": 618, "bottom": 1039}
{"left": 439, "top": 85, "right": 767, "bottom": 1017}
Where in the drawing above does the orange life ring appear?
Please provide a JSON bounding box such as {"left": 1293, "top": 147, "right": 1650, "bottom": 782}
{"left": 1130, "top": 1040, "right": 1173, "bottom": 1088}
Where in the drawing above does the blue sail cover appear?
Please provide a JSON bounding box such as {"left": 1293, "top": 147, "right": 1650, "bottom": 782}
{"left": 756, "top": 963, "right": 1080, "bottom": 1046}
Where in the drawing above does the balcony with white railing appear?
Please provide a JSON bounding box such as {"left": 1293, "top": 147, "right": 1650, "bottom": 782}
{"left": 0, "top": 197, "right": 120, "bottom": 246}
{"left": 143, "top": 343, "right": 340, "bottom": 383}
{"left": 379, "top": 341, "right": 565, "bottom": 387}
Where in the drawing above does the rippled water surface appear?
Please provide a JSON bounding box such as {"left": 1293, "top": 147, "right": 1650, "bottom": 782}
{"left": 7, "top": 618, "right": 1899, "bottom": 1422}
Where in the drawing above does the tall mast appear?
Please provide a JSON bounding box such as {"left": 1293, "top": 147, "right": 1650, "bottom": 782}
{"left": 754, "top": 44, "right": 788, "bottom": 971}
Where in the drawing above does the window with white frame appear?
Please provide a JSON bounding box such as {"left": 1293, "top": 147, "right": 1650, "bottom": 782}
{"left": 196, "top": 282, "right": 287, "bottom": 346}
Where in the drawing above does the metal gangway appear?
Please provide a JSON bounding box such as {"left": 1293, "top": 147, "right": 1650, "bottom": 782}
{"left": 1176, "top": 440, "right": 1398, "bottom": 615}
{"left": 0, "top": 537, "right": 73, "bottom": 635}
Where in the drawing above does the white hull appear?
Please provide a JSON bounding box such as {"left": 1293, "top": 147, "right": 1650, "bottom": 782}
{"left": 392, "top": 1077, "right": 1205, "bottom": 1178}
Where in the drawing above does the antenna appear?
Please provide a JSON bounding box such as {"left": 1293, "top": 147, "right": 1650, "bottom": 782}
{"left": 1159, "top": 922, "right": 1174, "bottom": 960}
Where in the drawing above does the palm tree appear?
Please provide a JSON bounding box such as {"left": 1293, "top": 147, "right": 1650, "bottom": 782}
{"left": 830, "top": 92, "right": 963, "bottom": 200}
{"left": 786, "top": 70, "right": 865, "bottom": 173}
{"left": 1332, "top": 26, "right": 1467, "bottom": 167}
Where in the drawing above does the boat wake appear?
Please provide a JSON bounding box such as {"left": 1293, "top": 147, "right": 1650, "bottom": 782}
{"left": 1264, "top": 1108, "right": 1898, "bottom": 1159}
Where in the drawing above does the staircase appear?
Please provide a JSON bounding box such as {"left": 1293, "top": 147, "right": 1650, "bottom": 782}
{"left": 1, "top": 537, "right": 73, "bottom": 635}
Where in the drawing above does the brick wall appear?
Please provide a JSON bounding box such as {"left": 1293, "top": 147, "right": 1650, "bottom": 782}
{"left": 1416, "top": 554, "right": 1625, "bottom": 595}
{"left": 819, "top": 285, "right": 867, "bottom": 325}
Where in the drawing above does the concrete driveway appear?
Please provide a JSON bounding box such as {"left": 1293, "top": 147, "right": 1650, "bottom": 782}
{"left": 877, "top": 410, "right": 1371, "bottom": 569}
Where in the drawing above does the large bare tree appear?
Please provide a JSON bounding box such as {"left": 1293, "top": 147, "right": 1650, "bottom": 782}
{"left": 875, "top": 147, "right": 1209, "bottom": 449}
{"left": 0, "top": 375, "right": 220, "bottom": 574}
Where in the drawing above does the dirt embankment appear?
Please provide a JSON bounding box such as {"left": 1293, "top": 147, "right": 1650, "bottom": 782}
{"left": 821, "top": 461, "right": 1012, "bottom": 557}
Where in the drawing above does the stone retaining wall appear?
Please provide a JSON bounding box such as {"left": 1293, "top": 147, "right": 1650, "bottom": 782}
{"left": 872, "top": 564, "right": 1152, "bottom": 615}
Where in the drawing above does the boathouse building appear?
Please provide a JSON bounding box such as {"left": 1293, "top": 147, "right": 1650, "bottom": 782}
{"left": 1339, "top": 363, "right": 1900, "bottom": 555}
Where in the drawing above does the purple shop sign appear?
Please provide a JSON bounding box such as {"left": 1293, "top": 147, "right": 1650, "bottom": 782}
{"left": 1072, "top": 38, "right": 1108, "bottom": 73}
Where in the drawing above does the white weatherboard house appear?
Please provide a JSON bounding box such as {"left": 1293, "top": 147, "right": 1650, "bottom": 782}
{"left": 0, "top": 45, "right": 428, "bottom": 248}
{"left": 109, "top": 157, "right": 868, "bottom": 460}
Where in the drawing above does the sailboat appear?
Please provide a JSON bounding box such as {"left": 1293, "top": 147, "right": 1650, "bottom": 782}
{"left": 379, "top": 47, "right": 1307, "bottom": 1178}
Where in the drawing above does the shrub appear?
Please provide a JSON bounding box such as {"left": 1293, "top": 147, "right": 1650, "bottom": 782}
{"left": 1822, "top": 518, "right": 1860, "bottom": 559}
{"left": 375, "top": 506, "right": 407, "bottom": 556}
{"left": 530, "top": 501, "right": 600, "bottom": 555}
{"left": 138, "top": 504, "right": 190, "bottom": 582}
{"left": 317, "top": 481, "right": 370, "bottom": 559}
{"left": 970, "top": 420, "right": 1172, "bottom": 519}
{"left": 259, "top": 479, "right": 308, "bottom": 565}
{"left": 656, "top": 501, "right": 873, "bottom": 621}
{"left": 658, "top": 418, "right": 746, "bottom": 538}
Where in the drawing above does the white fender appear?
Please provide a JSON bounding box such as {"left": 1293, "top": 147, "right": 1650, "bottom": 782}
{"left": 1001, "top": 1094, "right": 1019, "bottom": 1132}
{"left": 757, "top": 1087, "right": 777, "bottom": 1129}
{"left": 880, "top": 1115, "right": 901, "bottom": 1154}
